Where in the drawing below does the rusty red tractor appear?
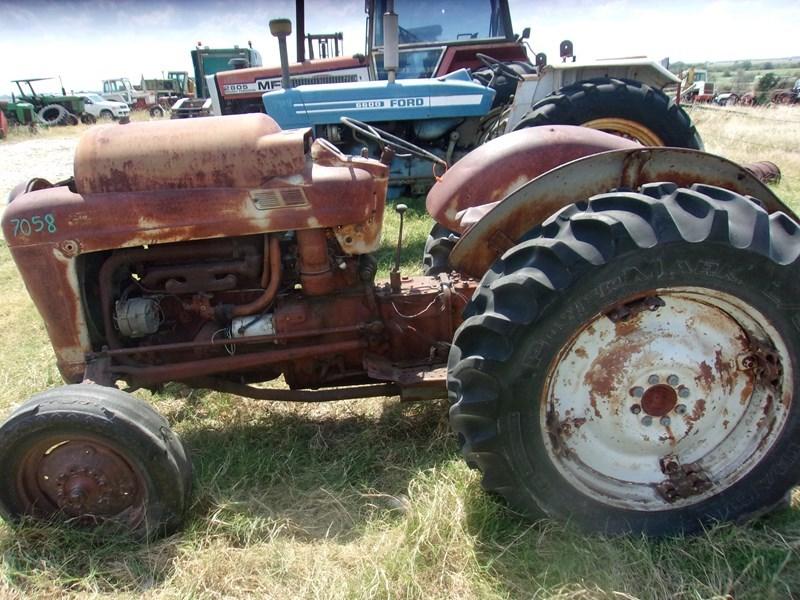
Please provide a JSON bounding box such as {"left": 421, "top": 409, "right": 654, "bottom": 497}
{"left": 2, "top": 114, "right": 800, "bottom": 539}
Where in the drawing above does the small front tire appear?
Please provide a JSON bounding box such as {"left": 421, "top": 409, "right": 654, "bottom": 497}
{"left": 0, "top": 384, "right": 191, "bottom": 539}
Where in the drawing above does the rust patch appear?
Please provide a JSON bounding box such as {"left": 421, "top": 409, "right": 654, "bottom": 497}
{"left": 695, "top": 361, "right": 715, "bottom": 387}
{"left": 714, "top": 348, "right": 737, "bottom": 394}
{"left": 574, "top": 347, "right": 588, "bottom": 359}
{"left": 583, "top": 339, "right": 646, "bottom": 418}
{"left": 739, "top": 374, "right": 755, "bottom": 407}
{"left": 688, "top": 398, "right": 707, "bottom": 423}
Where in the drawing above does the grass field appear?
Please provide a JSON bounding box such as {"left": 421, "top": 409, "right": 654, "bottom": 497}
{"left": 1, "top": 106, "right": 800, "bottom": 599}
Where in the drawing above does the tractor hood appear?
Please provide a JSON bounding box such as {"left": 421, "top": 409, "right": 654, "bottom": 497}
{"left": 74, "top": 113, "right": 309, "bottom": 194}
{"left": 262, "top": 69, "right": 495, "bottom": 129}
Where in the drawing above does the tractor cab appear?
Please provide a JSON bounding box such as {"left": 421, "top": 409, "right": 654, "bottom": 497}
{"left": 209, "top": 0, "right": 529, "bottom": 115}
{"left": 367, "top": 0, "right": 526, "bottom": 79}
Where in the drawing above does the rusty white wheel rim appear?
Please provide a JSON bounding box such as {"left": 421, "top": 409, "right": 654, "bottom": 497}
{"left": 581, "top": 117, "right": 664, "bottom": 146}
{"left": 542, "top": 287, "right": 792, "bottom": 510}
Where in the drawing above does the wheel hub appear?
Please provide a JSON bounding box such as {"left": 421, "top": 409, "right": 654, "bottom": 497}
{"left": 542, "top": 288, "right": 792, "bottom": 510}
{"left": 19, "top": 437, "right": 144, "bottom": 524}
{"left": 641, "top": 384, "right": 677, "bottom": 417}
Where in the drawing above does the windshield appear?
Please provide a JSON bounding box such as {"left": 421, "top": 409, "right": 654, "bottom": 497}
{"left": 84, "top": 93, "right": 105, "bottom": 102}
{"left": 373, "top": 0, "right": 511, "bottom": 46}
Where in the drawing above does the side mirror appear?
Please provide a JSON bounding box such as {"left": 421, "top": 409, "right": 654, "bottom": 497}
{"left": 521, "top": 27, "right": 530, "bottom": 40}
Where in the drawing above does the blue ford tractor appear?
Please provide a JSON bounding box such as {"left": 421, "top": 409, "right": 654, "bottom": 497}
{"left": 210, "top": 0, "right": 700, "bottom": 198}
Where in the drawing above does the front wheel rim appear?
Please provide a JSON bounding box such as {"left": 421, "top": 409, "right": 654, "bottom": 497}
{"left": 581, "top": 117, "right": 664, "bottom": 146}
{"left": 17, "top": 433, "right": 147, "bottom": 527}
{"left": 541, "top": 287, "right": 792, "bottom": 511}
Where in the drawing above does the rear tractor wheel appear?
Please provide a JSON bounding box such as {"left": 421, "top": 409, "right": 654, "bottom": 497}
{"left": 0, "top": 385, "right": 191, "bottom": 539}
{"left": 514, "top": 77, "right": 703, "bottom": 149}
{"left": 422, "top": 223, "right": 459, "bottom": 276}
{"left": 449, "top": 183, "right": 800, "bottom": 535}
{"left": 36, "top": 104, "right": 69, "bottom": 126}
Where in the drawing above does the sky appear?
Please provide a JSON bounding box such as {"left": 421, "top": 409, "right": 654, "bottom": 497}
{"left": 0, "top": 0, "right": 798, "bottom": 96}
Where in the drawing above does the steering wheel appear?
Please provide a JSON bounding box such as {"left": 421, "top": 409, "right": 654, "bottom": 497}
{"left": 340, "top": 117, "right": 447, "bottom": 169}
{"left": 475, "top": 53, "right": 524, "bottom": 86}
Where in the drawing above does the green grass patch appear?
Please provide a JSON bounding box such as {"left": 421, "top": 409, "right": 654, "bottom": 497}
{"left": 1, "top": 109, "right": 800, "bottom": 599}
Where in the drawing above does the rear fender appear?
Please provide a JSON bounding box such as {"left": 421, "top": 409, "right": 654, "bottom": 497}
{"left": 426, "top": 125, "right": 639, "bottom": 232}
{"left": 450, "top": 147, "right": 794, "bottom": 279}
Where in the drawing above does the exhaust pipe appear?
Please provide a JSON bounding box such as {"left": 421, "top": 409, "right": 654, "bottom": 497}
{"left": 383, "top": 0, "right": 399, "bottom": 83}
{"left": 269, "top": 18, "right": 293, "bottom": 90}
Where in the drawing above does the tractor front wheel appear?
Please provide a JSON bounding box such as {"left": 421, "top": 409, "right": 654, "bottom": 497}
{"left": 448, "top": 183, "right": 800, "bottom": 535}
{"left": 514, "top": 78, "right": 703, "bottom": 149}
{"left": 0, "top": 385, "right": 191, "bottom": 539}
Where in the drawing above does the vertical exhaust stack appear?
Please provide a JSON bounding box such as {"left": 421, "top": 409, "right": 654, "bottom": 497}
{"left": 269, "top": 19, "right": 293, "bottom": 90}
{"left": 383, "top": 0, "right": 399, "bottom": 83}
{"left": 296, "top": 1, "right": 305, "bottom": 62}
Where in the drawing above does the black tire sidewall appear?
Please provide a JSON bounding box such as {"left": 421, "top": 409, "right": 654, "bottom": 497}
{"left": 0, "top": 386, "right": 189, "bottom": 537}
{"left": 517, "top": 78, "right": 702, "bottom": 149}
{"left": 495, "top": 240, "right": 800, "bottom": 535}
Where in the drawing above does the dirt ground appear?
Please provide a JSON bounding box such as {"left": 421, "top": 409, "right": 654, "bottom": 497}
{"left": 0, "top": 134, "right": 79, "bottom": 202}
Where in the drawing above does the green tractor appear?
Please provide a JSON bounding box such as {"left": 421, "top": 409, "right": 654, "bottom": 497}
{"left": 0, "top": 99, "right": 36, "bottom": 138}
{"left": 11, "top": 77, "right": 95, "bottom": 126}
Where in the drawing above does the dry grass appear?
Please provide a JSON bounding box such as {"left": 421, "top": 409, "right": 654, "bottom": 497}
{"left": 1, "top": 108, "right": 157, "bottom": 143}
{"left": 1, "top": 106, "right": 800, "bottom": 599}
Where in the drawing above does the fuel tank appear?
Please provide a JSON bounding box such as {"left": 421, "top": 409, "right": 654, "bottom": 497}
{"left": 74, "top": 113, "right": 310, "bottom": 194}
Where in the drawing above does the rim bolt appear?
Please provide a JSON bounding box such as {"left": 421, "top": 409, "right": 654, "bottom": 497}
{"left": 678, "top": 387, "right": 690, "bottom": 398}
{"left": 631, "top": 404, "right": 642, "bottom": 414}
{"left": 667, "top": 374, "right": 680, "bottom": 386}
{"left": 630, "top": 386, "right": 644, "bottom": 398}
{"left": 641, "top": 415, "right": 653, "bottom": 426}
{"left": 675, "top": 404, "right": 688, "bottom": 415}
{"left": 660, "top": 416, "right": 671, "bottom": 426}
{"left": 648, "top": 374, "right": 660, "bottom": 385}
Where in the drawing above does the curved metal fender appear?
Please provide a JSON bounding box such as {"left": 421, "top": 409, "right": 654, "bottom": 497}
{"left": 426, "top": 125, "right": 639, "bottom": 232}
{"left": 450, "top": 147, "right": 794, "bottom": 279}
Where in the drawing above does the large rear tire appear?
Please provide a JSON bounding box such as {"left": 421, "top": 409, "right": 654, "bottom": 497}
{"left": 422, "top": 224, "right": 459, "bottom": 276}
{"left": 514, "top": 78, "right": 703, "bottom": 149}
{"left": 448, "top": 183, "right": 800, "bottom": 535}
{"left": 0, "top": 384, "right": 191, "bottom": 539}
{"left": 37, "top": 104, "right": 68, "bottom": 126}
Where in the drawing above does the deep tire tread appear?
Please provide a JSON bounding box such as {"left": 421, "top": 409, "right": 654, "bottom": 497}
{"left": 448, "top": 183, "right": 800, "bottom": 533}
{"left": 514, "top": 77, "right": 703, "bottom": 150}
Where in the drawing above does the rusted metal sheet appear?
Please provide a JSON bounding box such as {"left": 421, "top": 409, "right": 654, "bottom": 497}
{"left": 74, "top": 114, "right": 307, "bottom": 193}
{"left": 426, "top": 125, "right": 638, "bottom": 233}
{"left": 450, "top": 147, "right": 794, "bottom": 279}
{"left": 742, "top": 161, "right": 781, "bottom": 184}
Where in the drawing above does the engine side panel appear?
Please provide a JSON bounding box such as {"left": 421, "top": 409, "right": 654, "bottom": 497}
{"left": 262, "top": 70, "right": 495, "bottom": 129}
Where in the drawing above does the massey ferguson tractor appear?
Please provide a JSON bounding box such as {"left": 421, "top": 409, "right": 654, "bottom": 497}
{"left": 2, "top": 102, "right": 800, "bottom": 539}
